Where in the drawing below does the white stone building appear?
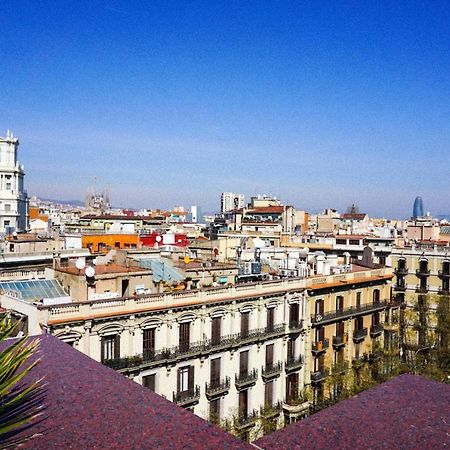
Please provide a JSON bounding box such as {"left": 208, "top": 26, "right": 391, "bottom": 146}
{"left": 0, "top": 131, "right": 28, "bottom": 233}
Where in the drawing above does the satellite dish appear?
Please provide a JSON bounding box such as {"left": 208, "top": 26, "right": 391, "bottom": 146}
{"left": 12, "top": 231, "right": 18, "bottom": 237}
{"left": 75, "top": 258, "right": 86, "bottom": 270}
{"left": 85, "top": 266, "right": 95, "bottom": 278}
{"left": 155, "top": 235, "right": 162, "bottom": 242}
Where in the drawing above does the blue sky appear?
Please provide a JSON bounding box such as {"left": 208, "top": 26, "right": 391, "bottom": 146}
{"left": 1, "top": 1, "right": 449, "bottom": 218}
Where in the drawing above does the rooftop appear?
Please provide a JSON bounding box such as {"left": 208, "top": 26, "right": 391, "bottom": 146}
{"left": 255, "top": 374, "right": 450, "bottom": 450}
{"left": 1, "top": 335, "right": 250, "bottom": 449}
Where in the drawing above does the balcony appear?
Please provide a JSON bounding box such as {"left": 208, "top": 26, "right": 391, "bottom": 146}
{"left": 311, "top": 338, "right": 329, "bottom": 355}
{"left": 173, "top": 385, "right": 201, "bottom": 407}
{"left": 283, "top": 396, "right": 310, "bottom": 415}
{"left": 260, "top": 401, "right": 282, "bottom": 419}
{"left": 205, "top": 377, "right": 230, "bottom": 399}
{"left": 332, "top": 361, "right": 348, "bottom": 375}
{"left": 288, "top": 320, "right": 304, "bottom": 333}
{"left": 285, "top": 355, "right": 304, "bottom": 374}
{"left": 394, "top": 266, "right": 408, "bottom": 276}
{"left": 235, "top": 409, "right": 258, "bottom": 429}
{"left": 438, "top": 270, "right": 450, "bottom": 280}
{"left": 104, "top": 325, "right": 287, "bottom": 373}
{"left": 415, "top": 284, "right": 428, "bottom": 294}
{"left": 394, "top": 282, "right": 407, "bottom": 292}
{"left": 438, "top": 286, "right": 450, "bottom": 295}
{"left": 310, "top": 368, "right": 329, "bottom": 385}
{"left": 352, "top": 355, "right": 368, "bottom": 369}
{"left": 353, "top": 327, "right": 368, "bottom": 343}
{"left": 235, "top": 368, "right": 258, "bottom": 390}
{"left": 370, "top": 323, "right": 384, "bottom": 338}
{"left": 332, "top": 334, "right": 348, "bottom": 349}
{"left": 261, "top": 361, "right": 283, "bottom": 381}
{"left": 311, "top": 300, "right": 388, "bottom": 326}
{"left": 416, "top": 268, "right": 430, "bottom": 277}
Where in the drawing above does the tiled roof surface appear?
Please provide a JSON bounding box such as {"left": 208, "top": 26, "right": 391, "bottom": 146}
{"left": 255, "top": 374, "right": 450, "bottom": 450}
{"left": 1, "top": 335, "right": 250, "bottom": 450}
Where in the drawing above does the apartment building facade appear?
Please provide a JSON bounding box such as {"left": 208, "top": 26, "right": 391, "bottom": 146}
{"left": 391, "top": 244, "right": 450, "bottom": 352}
{"left": 1, "top": 266, "right": 393, "bottom": 439}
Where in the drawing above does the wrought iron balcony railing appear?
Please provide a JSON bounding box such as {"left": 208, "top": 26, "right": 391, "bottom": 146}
{"left": 103, "top": 324, "right": 286, "bottom": 371}
{"left": 370, "top": 323, "right": 384, "bottom": 337}
{"left": 394, "top": 267, "right": 408, "bottom": 276}
{"left": 416, "top": 268, "right": 430, "bottom": 277}
{"left": 235, "top": 368, "right": 258, "bottom": 389}
{"left": 261, "top": 361, "right": 283, "bottom": 380}
{"left": 285, "top": 355, "right": 304, "bottom": 373}
{"left": 332, "top": 334, "right": 348, "bottom": 349}
{"left": 353, "top": 327, "right": 368, "bottom": 342}
{"left": 260, "top": 401, "right": 282, "bottom": 418}
{"left": 236, "top": 409, "right": 259, "bottom": 428}
{"left": 205, "top": 377, "right": 230, "bottom": 399}
{"left": 438, "top": 270, "right": 450, "bottom": 279}
{"left": 311, "top": 300, "right": 388, "bottom": 325}
{"left": 311, "top": 338, "right": 329, "bottom": 355}
{"left": 310, "top": 368, "right": 329, "bottom": 384}
{"left": 288, "top": 320, "right": 304, "bottom": 333}
{"left": 173, "top": 385, "right": 201, "bottom": 406}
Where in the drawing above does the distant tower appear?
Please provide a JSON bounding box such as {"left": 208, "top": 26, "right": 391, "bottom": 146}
{"left": 0, "top": 131, "right": 29, "bottom": 233}
{"left": 413, "top": 196, "right": 424, "bottom": 219}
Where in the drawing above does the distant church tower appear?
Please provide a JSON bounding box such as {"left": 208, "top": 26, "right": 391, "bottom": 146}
{"left": 0, "top": 131, "right": 29, "bottom": 233}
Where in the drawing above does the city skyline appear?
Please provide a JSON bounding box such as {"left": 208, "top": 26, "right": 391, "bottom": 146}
{"left": 1, "top": 1, "right": 449, "bottom": 217}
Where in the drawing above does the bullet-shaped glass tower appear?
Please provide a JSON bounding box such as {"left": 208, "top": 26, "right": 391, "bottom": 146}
{"left": 413, "top": 196, "right": 424, "bottom": 219}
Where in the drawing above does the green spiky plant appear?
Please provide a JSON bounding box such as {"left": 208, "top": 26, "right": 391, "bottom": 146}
{"left": 0, "top": 314, "right": 43, "bottom": 439}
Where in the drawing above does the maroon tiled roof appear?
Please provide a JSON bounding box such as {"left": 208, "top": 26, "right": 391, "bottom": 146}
{"left": 255, "top": 374, "right": 450, "bottom": 450}
{"left": 1, "top": 335, "right": 250, "bottom": 449}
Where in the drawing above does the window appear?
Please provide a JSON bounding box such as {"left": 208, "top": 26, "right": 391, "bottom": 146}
{"left": 143, "top": 328, "right": 155, "bottom": 358}
{"left": 265, "top": 344, "right": 274, "bottom": 367}
{"left": 238, "top": 390, "right": 248, "bottom": 418}
{"left": 289, "top": 303, "right": 299, "bottom": 327}
{"left": 101, "top": 335, "right": 120, "bottom": 362}
{"left": 239, "top": 350, "right": 249, "bottom": 376}
{"left": 336, "top": 296, "right": 344, "bottom": 311}
{"left": 209, "top": 398, "right": 220, "bottom": 424}
{"left": 267, "top": 307, "right": 275, "bottom": 331}
{"left": 179, "top": 322, "right": 190, "bottom": 352}
{"left": 315, "top": 299, "right": 324, "bottom": 317}
{"left": 287, "top": 338, "right": 296, "bottom": 361}
{"left": 142, "top": 374, "right": 156, "bottom": 391}
{"left": 373, "top": 289, "right": 380, "bottom": 304}
{"left": 240, "top": 312, "right": 249, "bottom": 338}
{"left": 4, "top": 204, "right": 11, "bottom": 212}
{"left": 264, "top": 380, "right": 274, "bottom": 407}
{"left": 210, "top": 358, "right": 221, "bottom": 385}
{"left": 211, "top": 316, "right": 221, "bottom": 345}
{"left": 177, "top": 365, "right": 194, "bottom": 393}
{"left": 356, "top": 292, "right": 361, "bottom": 308}
{"left": 6, "top": 182, "right": 11, "bottom": 190}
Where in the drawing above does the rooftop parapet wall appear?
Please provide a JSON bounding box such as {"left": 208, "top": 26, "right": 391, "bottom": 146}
{"left": 35, "top": 267, "right": 393, "bottom": 326}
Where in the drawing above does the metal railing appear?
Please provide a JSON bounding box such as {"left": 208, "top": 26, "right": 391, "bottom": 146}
{"left": 311, "top": 338, "right": 330, "bottom": 354}
{"left": 285, "top": 355, "right": 304, "bottom": 372}
{"left": 205, "top": 377, "right": 230, "bottom": 397}
{"left": 311, "top": 300, "right": 389, "bottom": 325}
{"left": 262, "top": 361, "right": 283, "bottom": 379}
{"left": 353, "top": 328, "right": 368, "bottom": 341}
{"left": 311, "top": 368, "right": 329, "bottom": 383}
{"left": 332, "top": 334, "right": 348, "bottom": 348}
{"left": 370, "top": 323, "right": 384, "bottom": 337}
{"left": 103, "top": 325, "right": 286, "bottom": 371}
{"left": 235, "top": 368, "right": 258, "bottom": 388}
{"left": 173, "top": 385, "right": 201, "bottom": 405}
